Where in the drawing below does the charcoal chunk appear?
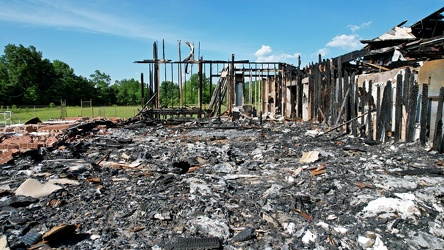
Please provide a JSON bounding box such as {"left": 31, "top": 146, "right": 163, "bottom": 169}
{"left": 231, "top": 227, "right": 255, "bottom": 242}
{"left": 163, "top": 237, "right": 222, "bottom": 250}
{"left": 20, "top": 231, "right": 42, "bottom": 246}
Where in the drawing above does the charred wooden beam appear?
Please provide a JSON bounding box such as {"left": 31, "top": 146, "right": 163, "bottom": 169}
{"left": 360, "top": 81, "right": 366, "bottom": 135}
{"left": 406, "top": 81, "right": 419, "bottom": 142}
{"left": 378, "top": 81, "right": 393, "bottom": 142}
{"left": 433, "top": 87, "right": 444, "bottom": 151}
{"left": 394, "top": 74, "right": 403, "bottom": 142}
{"left": 335, "top": 87, "right": 350, "bottom": 128}
{"left": 330, "top": 63, "right": 336, "bottom": 125}
{"left": 344, "top": 70, "right": 350, "bottom": 133}
{"left": 325, "top": 59, "right": 332, "bottom": 124}
{"left": 338, "top": 57, "right": 343, "bottom": 113}
{"left": 297, "top": 68, "right": 303, "bottom": 119}
{"left": 434, "top": 120, "right": 443, "bottom": 153}
{"left": 153, "top": 42, "right": 160, "bottom": 110}
{"left": 351, "top": 73, "right": 357, "bottom": 137}
{"left": 198, "top": 61, "right": 203, "bottom": 115}
{"left": 367, "top": 80, "right": 373, "bottom": 140}
{"left": 396, "top": 168, "right": 444, "bottom": 176}
{"left": 317, "top": 55, "right": 323, "bottom": 122}
{"left": 141, "top": 73, "right": 145, "bottom": 108}
{"left": 376, "top": 85, "right": 381, "bottom": 140}
{"left": 403, "top": 67, "right": 411, "bottom": 106}
{"left": 420, "top": 83, "right": 429, "bottom": 146}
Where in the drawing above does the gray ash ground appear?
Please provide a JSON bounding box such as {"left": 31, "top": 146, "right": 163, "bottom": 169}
{"left": 1, "top": 119, "right": 444, "bottom": 249}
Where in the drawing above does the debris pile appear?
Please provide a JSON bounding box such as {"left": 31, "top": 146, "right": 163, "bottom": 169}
{"left": 1, "top": 118, "right": 444, "bottom": 249}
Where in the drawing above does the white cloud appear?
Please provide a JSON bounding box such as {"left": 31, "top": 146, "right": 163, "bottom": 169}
{"left": 254, "top": 45, "right": 273, "bottom": 57}
{"left": 326, "top": 34, "right": 362, "bottom": 50}
{"left": 347, "top": 21, "right": 372, "bottom": 33}
{"left": 254, "top": 45, "right": 300, "bottom": 62}
{"left": 348, "top": 25, "right": 360, "bottom": 33}
{"left": 362, "top": 21, "right": 372, "bottom": 28}
{"left": 316, "top": 48, "right": 328, "bottom": 57}
{"left": 0, "top": 0, "right": 177, "bottom": 41}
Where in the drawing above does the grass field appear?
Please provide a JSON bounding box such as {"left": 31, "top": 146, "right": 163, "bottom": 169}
{"left": 1, "top": 105, "right": 142, "bottom": 124}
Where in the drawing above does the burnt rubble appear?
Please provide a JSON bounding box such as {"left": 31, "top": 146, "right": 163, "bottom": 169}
{"left": 1, "top": 118, "right": 444, "bottom": 249}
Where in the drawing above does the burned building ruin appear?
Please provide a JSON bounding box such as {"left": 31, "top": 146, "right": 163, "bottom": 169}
{"left": 135, "top": 7, "right": 444, "bottom": 149}
{"left": 1, "top": 6, "right": 444, "bottom": 250}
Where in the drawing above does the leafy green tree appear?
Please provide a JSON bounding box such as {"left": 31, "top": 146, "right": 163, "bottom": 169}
{"left": 73, "top": 75, "right": 96, "bottom": 104}
{"left": 182, "top": 73, "right": 212, "bottom": 106}
{"left": 114, "top": 78, "right": 141, "bottom": 105}
{"left": 0, "top": 56, "right": 9, "bottom": 104}
{"left": 244, "top": 80, "right": 262, "bottom": 104}
{"left": 52, "top": 60, "right": 97, "bottom": 105}
{"left": 159, "top": 80, "right": 179, "bottom": 107}
{"left": 52, "top": 60, "right": 75, "bottom": 103}
{"left": 35, "top": 58, "right": 57, "bottom": 103}
{"left": 90, "top": 70, "right": 112, "bottom": 105}
{"left": 0, "top": 44, "right": 56, "bottom": 104}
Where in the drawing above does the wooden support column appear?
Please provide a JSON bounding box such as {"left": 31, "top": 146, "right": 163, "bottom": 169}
{"left": 433, "top": 87, "right": 444, "bottom": 151}
{"left": 308, "top": 64, "right": 313, "bottom": 120}
{"left": 337, "top": 57, "right": 343, "bottom": 111}
{"left": 229, "top": 54, "right": 235, "bottom": 114}
{"left": 403, "top": 67, "right": 411, "bottom": 106}
{"left": 209, "top": 63, "right": 213, "bottom": 98}
{"left": 149, "top": 64, "right": 154, "bottom": 108}
{"left": 326, "top": 59, "right": 332, "bottom": 124}
{"left": 378, "top": 81, "right": 392, "bottom": 142}
{"left": 330, "top": 62, "right": 336, "bottom": 124}
{"left": 218, "top": 65, "right": 222, "bottom": 119}
{"left": 334, "top": 87, "right": 350, "bottom": 127}
{"left": 178, "top": 41, "right": 183, "bottom": 108}
{"left": 420, "top": 83, "right": 429, "bottom": 146}
{"left": 350, "top": 72, "right": 357, "bottom": 136}
{"left": 435, "top": 120, "right": 443, "bottom": 153}
{"left": 360, "top": 81, "right": 366, "bottom": 133}
{"left": 141, "top": 73, "right": 144, "bottom": 108}
{"left": 153, "top": 42, "right": 160, "bottom": 109}
{"left": 198, "top": 60, "right": 203, "bottom": 114}
{"left": 282, "top": 65, "right": 287, "bottom": 118}
{"left": 344, "top": 70, "right": 349, "bottom": 132}
{"left": 394, "top": 74, "right": 403, "bottom": 142}
{"left": 406, "top": 81, "right": 419, "bottom": 142}
{"left": 376, "top": 85, "right": 381, "bottom": 140}
{"left": 297, "top": 67, "right": 303, "bottom": 119}
{"left": 316, "top": 55, "right": 322, "bottom": 122}
{"left": 367, "top": 80, "right": 373, "bottom": 140}
{"left": 249, "top": 69, "right": 252, "bottom": 104}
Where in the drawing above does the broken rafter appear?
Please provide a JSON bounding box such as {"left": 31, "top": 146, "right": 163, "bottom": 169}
{"left": 316, "top": 108, "right": 374, "bottom": 138}
{"left": 361, "top": 62, "right": 390, "bottom": 71}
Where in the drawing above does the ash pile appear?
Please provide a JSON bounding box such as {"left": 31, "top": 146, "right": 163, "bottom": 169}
{"left": 1, "top": 117, "right": 444, "bottom": 249}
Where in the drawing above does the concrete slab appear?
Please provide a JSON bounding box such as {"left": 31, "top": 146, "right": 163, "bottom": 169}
{"left": 15, "top": 178, "right": 62, "bottom": 198}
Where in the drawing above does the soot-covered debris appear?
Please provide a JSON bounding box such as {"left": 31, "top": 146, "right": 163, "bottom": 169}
{"left": 1, "top": 118, "right": 444, "bottom": 249}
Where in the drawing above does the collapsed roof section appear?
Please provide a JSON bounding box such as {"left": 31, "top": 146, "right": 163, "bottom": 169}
{"left": 410, "top": 7, "right": 444, "bottom": 39}
{"left": 335, "top": 7, "right": 444, "bottom": 73}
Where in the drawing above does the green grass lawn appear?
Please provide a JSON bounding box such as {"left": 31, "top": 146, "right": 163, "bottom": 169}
{"left": 1, "top": 106, "right": 142, "bottom": 124}
{"left": 1, "top": 103, "right": 260, "bottom": 125}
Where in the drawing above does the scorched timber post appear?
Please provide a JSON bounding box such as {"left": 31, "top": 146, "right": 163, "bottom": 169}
{"left": 395, "top": 74, "right": 403, "bottom": 142}
{"left": 420, "top": 82, "right": 429, "bottom": 146}
{"left": 198, "top": 59, "right": 203, "bottom": 117}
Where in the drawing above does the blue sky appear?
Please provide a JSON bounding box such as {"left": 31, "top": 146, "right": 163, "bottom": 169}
{"left": 0, "top": 0, "right": 442, "bottom": 83}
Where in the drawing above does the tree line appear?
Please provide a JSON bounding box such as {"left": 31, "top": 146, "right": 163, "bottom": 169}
{"left": 0, "top": 44, "right": 215, "bottom": 107}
